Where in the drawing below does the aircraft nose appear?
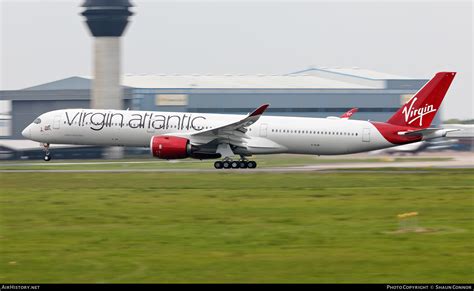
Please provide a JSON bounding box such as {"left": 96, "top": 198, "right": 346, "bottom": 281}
{"left": 22, "top": 126, "right": 31, "bottom": 139}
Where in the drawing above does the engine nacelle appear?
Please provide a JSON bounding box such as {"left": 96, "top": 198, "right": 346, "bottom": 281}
{"left": 150, "top": 136, "right": 191, "bottom": 159}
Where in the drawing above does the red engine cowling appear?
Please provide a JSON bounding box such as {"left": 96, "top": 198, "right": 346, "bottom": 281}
{"left": 150, "top": 136, "right": 191, "bottom": 159}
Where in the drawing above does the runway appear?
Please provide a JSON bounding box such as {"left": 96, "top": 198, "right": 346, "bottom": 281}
{"left": 0, "top": 154, "right": 472, "bottom": 173}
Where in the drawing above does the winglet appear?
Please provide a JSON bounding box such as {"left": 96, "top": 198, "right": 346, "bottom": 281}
{"left": 249, "top": 104, "right": 270, "bottom": 117}
{"left": 340, "top": 108, "right": 358, "bottom": 119}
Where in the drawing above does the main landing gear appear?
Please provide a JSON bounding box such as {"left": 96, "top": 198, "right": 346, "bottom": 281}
{"left": 213, "top": 158, "right": 257, "bottom": 169}
{"left": 42, "top": 143, "right": 52, "bottom": 161}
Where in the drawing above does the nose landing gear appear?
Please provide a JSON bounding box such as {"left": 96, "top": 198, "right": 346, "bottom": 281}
{"left": 42, "top": 143, "right": 52, "bottom": 162}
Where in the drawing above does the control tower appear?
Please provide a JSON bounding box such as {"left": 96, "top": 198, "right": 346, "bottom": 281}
{"left": 81, "top": 0, "right": 133, "bottom": 110}
{"left": 81, "top": 0, "right": 133, "bottom": 159}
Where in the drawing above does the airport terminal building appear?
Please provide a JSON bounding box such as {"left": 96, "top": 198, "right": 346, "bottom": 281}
{"left": 0, "top": 67, "right": 430, "bottom": 142}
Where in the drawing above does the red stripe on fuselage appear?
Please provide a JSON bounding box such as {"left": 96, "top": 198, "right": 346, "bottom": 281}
{"left": 370, "top": 121, "right": 422, "bottom": 145}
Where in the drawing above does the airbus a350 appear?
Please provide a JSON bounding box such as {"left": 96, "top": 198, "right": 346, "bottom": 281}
{"left": 22, "top": 72, "right": 457, "bottom": 169}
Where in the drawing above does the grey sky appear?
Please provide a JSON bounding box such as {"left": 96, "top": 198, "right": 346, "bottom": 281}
{"left": 1, "top": 0, "right": 472, "bottom": 119}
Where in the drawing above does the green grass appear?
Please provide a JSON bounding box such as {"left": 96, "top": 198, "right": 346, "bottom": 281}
{"left": 0, "top": 169, "right": 473, "bottom": 283}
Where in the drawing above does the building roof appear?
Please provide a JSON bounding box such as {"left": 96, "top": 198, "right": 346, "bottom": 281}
{"left": 6, "top": 68, "right": 426, "bottom": 92}
{"left": 20, "top": 74, "right": 382, "bottom": 90}
{"left": 290, "top": 67, "right": 417, "bottom": 80}
{"left": 23, "top": 76, "right": 92, "bottom": 91}
{"left": 120, "top": 74, "right": 380, "bottom": 89}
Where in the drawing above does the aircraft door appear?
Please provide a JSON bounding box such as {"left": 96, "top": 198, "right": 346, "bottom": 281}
{"left": 362, "top": 128, "right": 370, "bottom": 142}
{"left": 53, "top": 115, "right": 61, "bottom": 129}
{"left": 260, "top": 123, "right": 268, "bottom": 137}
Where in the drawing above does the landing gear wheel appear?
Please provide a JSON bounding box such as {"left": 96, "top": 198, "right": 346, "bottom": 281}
{"left": 239, "top": 161, "right": 248, "bottom": 169}
{"left": 214, "top": 161, "right": 223, "bottom": 169}
{"left": 247, "top": 161, "right": 257, "bottom": 169}
{"left": 223, "top": 161, "right": 231, "bottom": 169}
{"left": 231, "top": 161, "right": 239, "bottom": 169}
{"left": 42, "top": 143, "right": 51, "bottom": 162}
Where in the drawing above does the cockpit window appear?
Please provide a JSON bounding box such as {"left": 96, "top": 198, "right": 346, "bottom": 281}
{"left": 33, "top": 118, "right": 41, "bottom": 124}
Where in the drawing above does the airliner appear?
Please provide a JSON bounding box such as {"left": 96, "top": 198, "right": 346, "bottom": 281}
{"left": 22, "top": 72, "right": 457, "bottom": 169}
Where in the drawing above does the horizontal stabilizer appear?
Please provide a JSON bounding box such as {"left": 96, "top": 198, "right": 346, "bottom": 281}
{"left": 398, "top": 128, "right": 440, "bottom": 136}
{"left": 398, "top": 128, "right": 460, "bottom": 139}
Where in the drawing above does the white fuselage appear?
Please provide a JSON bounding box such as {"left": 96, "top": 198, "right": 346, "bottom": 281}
{"left": 23, "top": 109, "right": 396, "bottom": 155}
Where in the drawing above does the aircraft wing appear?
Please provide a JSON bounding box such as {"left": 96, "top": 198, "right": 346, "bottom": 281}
{"left": 177, "top": 104, "right": 270, "bottom": 148}
{"left": 193, "top": 104, "right": 269, "bottom": 136}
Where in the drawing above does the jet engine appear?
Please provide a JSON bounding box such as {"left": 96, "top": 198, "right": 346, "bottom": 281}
{"left": 150, "top": 136, "right": 191, "bottom": 159}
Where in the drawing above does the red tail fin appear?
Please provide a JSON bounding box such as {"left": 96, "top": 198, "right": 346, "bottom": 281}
{"left": 387, "top": 72, "right": 456, "bottom": 128}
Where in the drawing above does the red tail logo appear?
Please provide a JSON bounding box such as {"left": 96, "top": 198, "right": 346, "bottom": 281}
{"left": 401, "top": 97, "right": 437, "bottom": 127}
{"left": 340, "top": 108, "right": 358, "bottom": 119}
{"left": 387, "top": 72, "right": 456, "bottom": 128}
